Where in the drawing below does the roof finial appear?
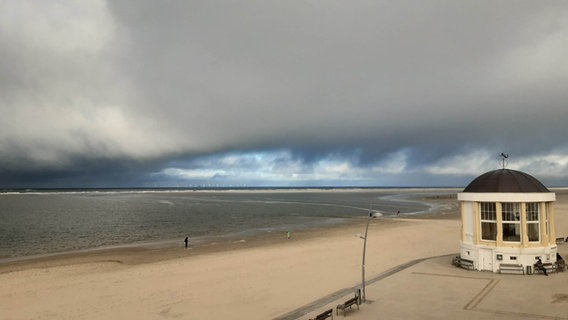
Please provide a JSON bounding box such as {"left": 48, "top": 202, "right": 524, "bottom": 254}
{"left": 500, "top": 153, "right": 509, "bottom": 169}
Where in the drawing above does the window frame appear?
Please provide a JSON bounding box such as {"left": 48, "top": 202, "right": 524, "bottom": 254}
{"left": 526, "top": 202, "right": 540, "bottom": 242}
{"left": 480, "top": 202, "right": 497, "bottom": 241}
{"left": 502, "top": 202, "right": 521, "bottom": 242}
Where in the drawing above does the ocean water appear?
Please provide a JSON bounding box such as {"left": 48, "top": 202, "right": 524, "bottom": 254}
{"left": 0, "top": 188, "right": 454, "bottom": 260}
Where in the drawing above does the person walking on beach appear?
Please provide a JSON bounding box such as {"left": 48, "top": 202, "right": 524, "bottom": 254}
{"left": 535, "top": 258, "right": 548, "bottom": 276}
{"left": 184, "top": 236, "right": 189, "bottom": 249}
{"left": 287, "top": 231, "right": 291, "bottom": 239}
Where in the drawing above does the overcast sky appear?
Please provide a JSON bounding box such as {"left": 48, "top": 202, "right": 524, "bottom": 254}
{"left": 1, "top": 1, "right": 568, "bottom": 188}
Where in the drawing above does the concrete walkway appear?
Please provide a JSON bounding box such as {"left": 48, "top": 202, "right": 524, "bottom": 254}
{"left": 273, "top": 257, "right": 432, "bottom": 320}
{"left": 276, "top": 247, "right": 568, "bottom": 320}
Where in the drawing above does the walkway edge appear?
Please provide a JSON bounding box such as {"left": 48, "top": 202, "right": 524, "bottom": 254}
{"left": 273, "top": 253, "right": 455, "bottom": 320}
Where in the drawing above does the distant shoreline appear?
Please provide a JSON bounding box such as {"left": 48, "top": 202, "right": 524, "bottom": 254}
{"left": 0, "top": 186, "right": 463, "bottom": 195}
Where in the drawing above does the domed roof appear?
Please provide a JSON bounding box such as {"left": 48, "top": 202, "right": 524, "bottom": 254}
{"left": 463, "top": 169, "right": 550, "bottom": 193}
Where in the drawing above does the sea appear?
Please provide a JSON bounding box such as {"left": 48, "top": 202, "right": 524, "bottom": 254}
{"left": 0, "top": 188, "right": 457, "bottom": 261}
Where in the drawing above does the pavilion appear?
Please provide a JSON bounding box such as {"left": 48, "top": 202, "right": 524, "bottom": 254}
{"left": 457, "top": 168, "right": 557, "bottom": 273}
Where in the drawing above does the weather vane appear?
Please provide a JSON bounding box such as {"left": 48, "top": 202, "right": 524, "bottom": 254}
{"left": 500, "top": 153, "right": 509, "bottom": 169}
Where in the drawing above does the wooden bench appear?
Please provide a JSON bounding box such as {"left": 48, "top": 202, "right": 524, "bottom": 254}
{"left": 499, "top": 263, "right": 524, "bottom": 274}
{"left": 310, "top": 308, "right": 333, "bottom": 320}
{"left": 336, "top": 296, "right": 359, "bottom": 317}
{"left": 556, "top": 237, "right": 565, "bottom": 244}
{"left": 534, "top": 262, "right": 557, "bottom": 274}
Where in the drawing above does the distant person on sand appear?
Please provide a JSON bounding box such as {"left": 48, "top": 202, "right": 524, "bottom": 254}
{"left": 287, "top": 231, "right": 291, "bottom": 239}
{"left": 535, "top": 258, "right": 548, "bottom": 276}
{"left": 184, "top": 236, "right": 189, "bottom": 249}
{"left": 397, "top": 210, "right": 400, "bottom": 216}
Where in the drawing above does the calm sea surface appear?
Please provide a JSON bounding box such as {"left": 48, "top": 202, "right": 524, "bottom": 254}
{"left": 0, "top": 188, "right": 454, "bottom": 260}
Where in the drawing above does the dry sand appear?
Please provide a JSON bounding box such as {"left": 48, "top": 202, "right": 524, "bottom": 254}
{"left": 1, "top": 189, "right": 567, "bottom": 320}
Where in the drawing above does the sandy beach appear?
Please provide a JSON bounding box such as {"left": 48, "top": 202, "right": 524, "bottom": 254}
{"left": 1, "top": 189, "right": 567, "bottom": 320}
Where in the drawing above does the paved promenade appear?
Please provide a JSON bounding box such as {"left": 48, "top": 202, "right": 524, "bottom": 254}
{"left": 279, "top": 246, "right": 568, "bottom": 320}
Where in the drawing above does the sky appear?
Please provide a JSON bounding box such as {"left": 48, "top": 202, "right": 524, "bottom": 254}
{"left": 1, "top": 1, "right": 568, "bottom": 188}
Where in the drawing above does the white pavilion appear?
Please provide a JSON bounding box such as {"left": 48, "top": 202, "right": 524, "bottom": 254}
{"left": 457, "top": 168, "right": 557, "bottom": 273}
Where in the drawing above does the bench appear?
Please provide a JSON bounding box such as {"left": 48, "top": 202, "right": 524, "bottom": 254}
{"left": 310, "top": 308, "right": 333, "bottom": 320}
{"left": 534, "top": 262, "right": 557, "bottom": 274}
{"left": 544, "top": 262, "right": 557, "bottom": 274}
{"left": 499, "top": 263, "right": 524, "bottom": 274}
{"left": 556, "top": 260, "right": 566, "bottom": 272}
{"left": 336, "top": 296, "right": 359, "bottom": 317}
{"left": 452, "top": 256, "right": 474, "bottom": 270}
{"left": 459, "top": 258, "right": 474, "bottom": 270}
{"left": 451, "top": 256, "right": 460, "bottom": 267}
{"left": 556, "top": 237, "right": 565, "bottom": 244}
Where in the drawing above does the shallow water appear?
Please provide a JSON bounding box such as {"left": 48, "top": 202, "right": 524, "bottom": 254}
{"left": 0, "top": 188, "right": 453, "bottom": 259}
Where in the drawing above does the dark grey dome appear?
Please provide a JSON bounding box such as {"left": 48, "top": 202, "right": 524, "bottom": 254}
{"left": 463, "top": 169, "right": 550, "bottom": 193}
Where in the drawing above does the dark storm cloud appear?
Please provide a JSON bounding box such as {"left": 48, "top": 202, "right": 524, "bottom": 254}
{"left": 1, "top": 1, "right": 568, "bottom": 187}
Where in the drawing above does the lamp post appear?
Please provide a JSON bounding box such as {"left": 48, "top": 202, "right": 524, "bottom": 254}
{"left": 360, "top": 203, "right": 373, "bottom": 303}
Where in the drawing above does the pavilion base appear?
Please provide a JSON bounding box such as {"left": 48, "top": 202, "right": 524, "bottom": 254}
{"left": 459, "top": 242, "right": 557, "bottom": 273}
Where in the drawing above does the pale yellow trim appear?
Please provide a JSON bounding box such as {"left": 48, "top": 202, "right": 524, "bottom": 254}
{"left": 549, "top": 202, "right": 556, "bottom": 245}
{"left": 460, "top": 202, "right": 465, "bottom": 242}
{"left": 539, "top": 202, "right": 546, "bottom": 246}
{"left": 496, "top": 202, "right": 503, "bottom": 247}
{"left": 473, "top": 202, "right": 480, "bottom": 245}
{"left": 521, "top": 202, "right": 528, "bottom": 246}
